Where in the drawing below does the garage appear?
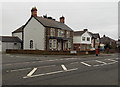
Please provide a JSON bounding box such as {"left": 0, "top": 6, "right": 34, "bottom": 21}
{"left": 0, "top": 36, "right": 22, "bottom": 52}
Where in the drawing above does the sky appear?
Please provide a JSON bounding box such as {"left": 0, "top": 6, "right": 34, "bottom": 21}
{"left": 1, "top": 1, "right": 119, "bottom": 40}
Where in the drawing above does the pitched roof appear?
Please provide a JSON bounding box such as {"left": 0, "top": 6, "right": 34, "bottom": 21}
{"left": 89, "top": 33, "right": 100, "bottom": 39}
{"left": 100, "top": 36, "right": 116, "bottom": 44}
{"left": 12, "top": 25, "right": 24, "bottom": 33}
{"left": 34, "top": 16, "right": 73, "bottom": 31}
{"left": 74, "top": 31, "right": 86, "bottom": 36}
{"left": 0, "top": 36, "right": 22, "bottom": 42}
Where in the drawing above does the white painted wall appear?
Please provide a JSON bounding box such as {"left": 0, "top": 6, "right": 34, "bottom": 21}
{"left": 24, "top": 17, "right": 45, "bottom": 50}
{"left": 1, "top": 42, "right": 21, "bottom": 52}
{"left": 73, "top": 31, "right": 92, "bottom": 44}
{"left": 12, "top": 32, "right": 22, "bottom": 40}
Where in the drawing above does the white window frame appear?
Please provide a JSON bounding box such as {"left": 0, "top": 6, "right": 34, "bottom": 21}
{"left": 87, "top": 37, "right": 90, "bottom": 41}
{"left": 49, "top": 39, "right": 57, "bottom": 49}
{"left": 58, "top": 29, "right": 64, "bottom": 37}
{"left": 82, "top": 37, "right": 85, "bottom": 41}
{"left": 66, "top": 31, "right": 70, "bottom": 38}
{"left": 50, "top": 28, "right": 55, "bottom": 36}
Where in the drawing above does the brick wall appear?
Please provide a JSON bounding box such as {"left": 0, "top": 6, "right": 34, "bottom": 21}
{"left": 6, "top": 49, "right": 95, "bottom": 55}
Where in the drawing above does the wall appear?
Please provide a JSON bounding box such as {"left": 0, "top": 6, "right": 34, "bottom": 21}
{"left": 12, "top": 32, "right": 22, "bottom": 40}
{"left": 24, "top": 17, "right": 45, "bottom": 50}
{"left": 2, "top": 42, "right": 21, "bottom": 52}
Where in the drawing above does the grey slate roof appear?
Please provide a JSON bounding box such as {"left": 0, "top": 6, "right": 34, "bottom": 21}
{"left": 89, "top": 32, "right": 100, "bottom": 39}
{"left": 0, "top": 36, "right": 22, "bottom": 43}
{"left": 74, "top": 30, "right": 100, "bottom": 39}
{"left": 34, "top": 16, "right": 73, "bottom": 31}
{"left": 12, "top": 25, "right": 24, "bottom": 33}
{"left": 12, "top": 16, "right": 73, "bottom": 33}
{"left": 100, "top": 36, "right": 116, "bottom": 44}
{"left": 74, "top": 31, "right": 86, "bottom": 36}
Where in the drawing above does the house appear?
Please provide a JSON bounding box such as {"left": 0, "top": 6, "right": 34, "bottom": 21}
{"left": 100, "top": 35, "right": 117, "bottom": 49}
{"left": 73, "top": 29, "right": 92, "bottom": 51}
{"left": 12, "top": 7, "right": 73, "bottom": 51}
{"left": 0, "top": 36, "right": 22, "bottom": 52}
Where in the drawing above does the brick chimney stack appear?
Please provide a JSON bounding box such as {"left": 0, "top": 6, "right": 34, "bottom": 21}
{"left": 60, "top": 16, "right": 65, "bottom": 23}
{"left": 31, "top": 7, "right": 37, "bottom": 17}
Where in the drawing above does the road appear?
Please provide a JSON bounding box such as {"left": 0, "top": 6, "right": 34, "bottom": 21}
{"left": 2, "top": 53, "right": 119, "bottom": 85}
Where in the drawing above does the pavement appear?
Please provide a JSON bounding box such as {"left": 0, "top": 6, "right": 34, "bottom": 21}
{"left": 1, "top": 53, "right": 119, "bottom": 85}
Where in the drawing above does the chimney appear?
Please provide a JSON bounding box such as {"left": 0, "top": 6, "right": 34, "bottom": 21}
{"left": 60, "top": 16, "right": 65, "bottom": 23}
{"left": 31, "top": 7, "right": 37, "bottom": 17}
{"left": 83, "top": 29, "right": 88, "bottom": 32}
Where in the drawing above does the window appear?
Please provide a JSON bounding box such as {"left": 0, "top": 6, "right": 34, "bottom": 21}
{"left": 30, "top": 40, "right": 33, "bottom": 48}
{"left": 87, "top": 37, "right": 90, "bottom": 41}
{"left": 68, "top": 40, "right": 71, "bottom": 48}
{"left": 58, "top": 29, "right": 64, "bottom": 37}
{"left": 82, "top": 37, "right": 85, "bottom": 41}
{"left": 49, "top": 39, "right": 52, "bottom": 48}
{"left": 50, "top": 28, "right": 55, "bottom": 36}
{"left": 49, "top": 39, "right": 57, "bottom": 49}
{"left": 53, "top": 40, "right": 57, "bottom": 48}
{"left": 14, "top": 43, "right": 17, "bottom": 45}
{"left": 66, "top": 31, "right": 70, "bottom": 38}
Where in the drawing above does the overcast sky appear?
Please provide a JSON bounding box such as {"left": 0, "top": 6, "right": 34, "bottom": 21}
{"left": 1, "top": 2, "right": 118, "bottom": 40}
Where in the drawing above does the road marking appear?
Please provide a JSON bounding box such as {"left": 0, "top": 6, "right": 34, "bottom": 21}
{"left": 81, "top": 62, "right": 91, "bottom": 66}
{"left": 7, "top": 68, "right": 31, "bottom": 72}
{"left": 27, "top": 68, "right": 37, "bottom": 77}
{"left": 107, "top": 59, "right": 118, "bottom": 62}
{"left": 61, "top": 64, "right": 67, "bottom": 71}
{"left": 108, "top": 62, "right": 117, "bottom": 65}
{"left": 23, "top": 68, "right": 78, "bottom": 79}
{"left": 95, "top": 60, "right": 107, "bottom": 64}
{"left": 6, "top": 65, "right": 56, "bottom": 72}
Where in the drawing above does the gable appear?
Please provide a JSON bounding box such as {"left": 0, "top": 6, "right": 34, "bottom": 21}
{"left": 81, "top": 31, "right": 92, "bottom": 37}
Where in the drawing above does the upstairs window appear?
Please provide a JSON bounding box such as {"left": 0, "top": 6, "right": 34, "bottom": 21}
{"left": 66, "top": 31, "right": 70, "bottom": 38}
{"left": 30, "top": 40, "right": 33, "bottom": 48}
{"left": 82, "top": 37, "right": 85, "bottom": 41}
{"left": 58, "top": 29, "right": 64, "bottom": 37}
{"left": 50, "top": 28, "right": 55, "bottom": 36}
{"left": 87, "top": 37, "right": 90, "bottom": 41}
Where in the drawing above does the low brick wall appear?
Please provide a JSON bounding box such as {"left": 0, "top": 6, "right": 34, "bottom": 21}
{"left": 6, "top": 49, "right": 95, "bottom": 55}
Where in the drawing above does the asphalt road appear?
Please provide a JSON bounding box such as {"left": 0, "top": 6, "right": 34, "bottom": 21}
{"left": 2, "top": 53, "right": 119, "bottom": 85}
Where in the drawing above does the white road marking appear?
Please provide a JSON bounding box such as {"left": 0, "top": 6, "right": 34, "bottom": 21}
{"left": 95, "top": 60, "right": 107, "bottom": 64}
{"left": 3, "top": 58, "right": 80, "bottom": 66}
{"left": 6, "top": 65, "right": 56, "bottom": 72}
{"left": 108, "top": 62, "right": 117, "bottom": 65}
{"left": 81, "top": 62, "right": 91, "bottom": 66}
{"left": 23, "top": 68, "right": 78, "bottom": 79}
{"left": 107, "top": 59, "right": 118, "bottom": 62}
{"left": 27, "top": 68, "right": 37, "bottom": 77}
{"left": 8, "top": 68, "right": 31, "bottom": 72}
{"left": 61, "top": 64, "right": 67, "bottom": 71}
